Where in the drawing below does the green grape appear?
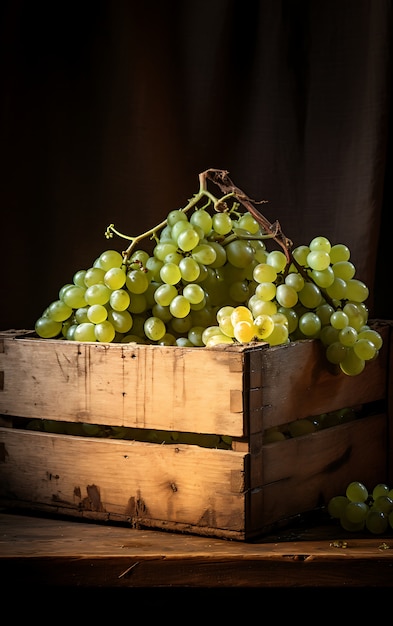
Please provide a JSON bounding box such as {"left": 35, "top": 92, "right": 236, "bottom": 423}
{"left": 237, "top": 212, "right": 260, "bottom": 234}
{"left": 171, "top": 219, "right": 192, "bottom": 241}
{"left": 315, "top": 303, "right": 334, "bottom": 326}
{"left": 328, "top": 495, "right": 349, "bottom": 518}
{"left": 332, "top": 260, "right": 356, "bottom": 280}
{"left": 212, "top": 211, "right": 233, "bottom": 235}
{"left": 107, "top": 309, "right": 133, "bottom": 333}
{"left": 329, "top": 243, "right": 350, "bottom": 263}
{"left": 85, "top": 283, "right": 111, "bottom": 306}
{"left": 154, "top": 283, "right": 178, "bottom": 306}
{"left": 353, "top": 338, "right": 376, "bottom": 361}
{"left": 266, "top": 250, "right": 287, "bottom": 272}
{"left": 128, "top": 293, "right": 148, "bottom": 314}
{"left": 288, "top": 419, "right": 316, "bottom": 437}
{"left": 340, "top": 348, "right": 365, "bottom": 376}
{"left": 226, "top": 240, "right": 254, "bottom": 268}
{"left": 344, "top": 501, "right": 368, "bottom": 524}
{"left": 307, "top": 249, "right": 330, "bottom": 271}
{"left": 95, "top": 320, "right": 116, "bottom": 342}
{"left": 326, "top": 277, "right": 347, "bottom": 300}
{"left": 345, "top": 279, "right": 369, "bottom": 303}
{"left": 109, "top": 289, "right": 131, "bottom": 312}
{"left": 167, "top": 209, "right": 188, "bottom": 226}
{"left": 277, "top": 307, "right": 298, "bottom": 333}
{"left": 151, "top": 303, "right": 172, "bottom": 323}
{"left": 87, "top": 304, "right": 108, "bottom": 324}
{"left": 330, "top": 310, "right": 349, "bottom": 330}
{"left": 73, "top": 269, "right": 87, "bottom": 287}
{"left": 104, "top": 267, "right": 126, "bottom": 290}
{"left": 233, "top": 320, "right": 256, "bottom": 342}
{"left": 298, "top": 282, "right": 322, "bottom": 308}
{"left": 298, "top": 312, "right": 321, "bottom": 337}
{"left": 129, "top": 249, "right": 150, "bottom": 267}
{"left": 319, "top": 325, "right": 340, "bottom": 346}
{"left": 229, "top": 280, "right": 250, "bottom": 302}
{"left": 266, "top": 322, "right": 288, "bottom": 346}
{"left": 366, "top": 510, "right": 388, "bottom": 534}
{"left": 47, "top": 299, "right": 73, "bottom": 322}
{"left": 338, "top": 326, "right": 358, "bottom": 347}
{"left": 61, "top": 285, "right": 87, "bottom": 308}
{"left": 309, "top": 236, "right": 331, "bottom": 253}
{"left": 159, "top": 262, "right": 181, "bottom": 286}
{"left": 346, "top": 481, "right": 368, "bottom": 503}
{"left": 372, "top": 483, "right": 390, "bottom": 499}
{"left": 171, "top": 314, "right": 193, "bottom": 334}
{"left": 169, "top": 295, "right": 191, "bottom": 318}
{"left": 144, "top": 316, "right": 166, "bottom": 341}
{"left": 310, "top": 266, "right": 335, "bottom": 288}
{"left": 340, "top": 515, "right": 365, "bottom": 532}
{"left": 98, "top": 249, "right": 124, "bottom": 271}
{"left": 263, "top": 428, "right": 286, "bottom": 443}
{"left": 207, "top": 241, "right": 227, "bottom": 268}
{"left": 179, "top": 256, "right": 201, "bottom": 281}
{"left": 253, "top": 314, "right": 275, "bottom": 339}
{"left": 250, "top": 298, "right": 277, "bottom": 318}
{"left": 326, "top": 341, "right": 347, "bottom": 364}
{"left": 35, "top": 316, "right": 62, "bottom": 338}
{"left": 74, "top": 322, "right": 96, "bottom": 342}
{"left": 190, "top": 208, "right": 213, "bottom": 234}
{"left": 372, "top": 496, "right": 393, "bottom": 514}
{"left": 292, "top": 245, "right": 310, "bottom": 266}
{"left": 84, "top": 266, "right": 106, "bottom": 286}
{"left": 285, "top": 272, "right": 304, "bottom": 292}
{"left": 357, "top": 328, "right": 382, "bottom": 350}
{"left": 154, "top": 241, "right": 178, "bottom": 261}
{"left": 275, "top": 284, "right": 298, "bottom": 308}
{"left": 191, "top": 243, "right": 217, "bottom": 265}
{"left": 255, "top": 281, "right": 276, "bottom": 301}
{"left": 253, "top": 262, "right": 277, "bottom": 283}
{"left": 145, "top": 256, "right": 163, "bottom": 281}
{"left": 157, "top": 332, "right": 177, "bottom": 346}
{"left": 177, "top": 227, "right": 200, "bottom": 251}
{"left": 183, "top": 283, "right": 205, "bottom": 304}
{"left": 188, "top": 326, "right": 205, "bottom": 346}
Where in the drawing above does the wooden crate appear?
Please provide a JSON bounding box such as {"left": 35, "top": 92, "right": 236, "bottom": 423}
{"left": 0, "top": 320, "right": 391, "bottom": 541}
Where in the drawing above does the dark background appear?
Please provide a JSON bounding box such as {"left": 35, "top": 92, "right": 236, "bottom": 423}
{"left": 1, "top": 0, "right": 392, "bottom": 331}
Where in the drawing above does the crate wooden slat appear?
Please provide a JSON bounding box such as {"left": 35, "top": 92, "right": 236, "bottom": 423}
{"left": 0, "top": 320, "right": 391, "bottom": 541}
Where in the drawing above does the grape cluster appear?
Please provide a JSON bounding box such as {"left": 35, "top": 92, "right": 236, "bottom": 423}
{"left": 328, "top": 481, "right": 393, "bottom": 534}
{"left": 34, "top": 181, "right": 382, "bottom": 377}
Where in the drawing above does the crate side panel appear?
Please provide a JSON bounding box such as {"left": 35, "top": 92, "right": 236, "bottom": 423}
{"left": 248, "top": 324, "right": 389, "bottom": 431}
{"left": 0, "top": 428, "right": 247, "bottom": 534}
{"left": 0, "top": 336, "right": 245, "bottom": 436}
{"left": 258, "top": 413, "right": 387, "bottom": 528}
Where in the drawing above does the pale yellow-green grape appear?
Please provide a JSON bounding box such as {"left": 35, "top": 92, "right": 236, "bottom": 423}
{"left": 340, "top": 348, "right": 365, "bottom": 376}
{"left": 275, "top": 284, "right": 298, "bottom": 308}
{"left": 109, "top": 289, "right": 130, "bottom": 312}
{"left": 73, "top": 269, "right": 87, "bottom": 287}
{"left": 154, "top": 241, "right": 178, "bottom": 261}
{"left": 307, "top": 249, "right": 331, "bottom": 271}
{"left": 332, "top": 260, "right": 356, "bottom": 280}
{"left": 277, "top": 307, "right": 298, "bottom": 333}
{"left": 329, "top": 243, "right": 350, "bottom": 263}
{"left": 345, "top": 279, "right": 369, "bottom": 303}
{"left": 104, "top": 267, "right": 126, "bottom": 290}
{"left": 129, "top": 248, "right": 150, "bottom": 267}
{"left": 298, "top": 312, "right": 321, "bottom": 337}
{"left": 353, "top": 338, "right": 376, "bottom": 361}
{"left": 338, "top": 326, "right": 358, "bottom": 346}
{"left": 107, "top": 309, "right": 133, "bottom": 333}
{"left": 225, "top": 239, "right": 254, "bottom": 268}
{"left": 98, "top": 249, "right": 124, "bottom": 271}
{"left": 87, "top": 304, "right": 108, "bottom": 324}
{"left": 75, "top": 307, "right": 89, "bottom": 323}
{"left": 179, "top": 256, "right": 201, "bottom": 282}
{"left": 358, "top": 328, "right": 383, "bottom": 351}
{"left": 74, "top": 322, "right": 96, "bottom": 342}
{"left": 251, "top": 240, "right": 268, "bottom": 263}
{"left": 342, "top": 302, "right": 366, "bottom": 331}
{"left": 95, "top": 320, "right": 116, "bottom": 342}
{"left": 326, "top": 341, "right": 348, "bottom": 364}
{"left": 182, "top": 283, "right": 205, "bottom": 305}
{"left": 253, "top": 262, "right": 277, "bottom": 283}
{"left": 84, "top": 283, "right": 111, "bottom": 306}
{"left": 145, "top": 256, "right": 163, "bottom": 281}
{"left": 159, "top": 262, "right": 182, "bottom": 285}
{"left": 61, "top": 285, "right": 87, "bottom": 308}
{"left": 144, "top": 316, "right": 166, "bottom": 341}
{"left": 84, "top": 266, "right": 106, "bottom": 286}
{"left": 169, "top": 295, "right": 191, "bottom": 318}
{"left": 167, "top": 208, "right": 188, "bottom": 226}
{"left": 47, "top": 299, "right": 73, "bottom": 322}
{"left": 255, "top": 281, "right": 276, "bottom": 301}
{"left": 266, "top": 250, "right": 287, "bottom": 272}
{"left": 207, "top": 241, "right": 227, "bottom": 268}
{"left": 326, "top": 277, "right": 347, "bottom": 300}
{"left": 298, "top": 282, "right": 323, "bottom": 308}
{"left": 191, "top": 243, "right": 217, "bottom": 265}
{"left": 315, "top": 303, "right": 334, "bottom": 326}
{"left": 187, "top": 326, "right": 205, "bottom": 346}
{"left": 218, "top": 315, "right": 235, "bottom": 337}
{"left": 177, "top": 227, "right": 200, "bottom": 251}
{"left": 292, "top": 245, "right": 310, "bottom": 266}
{"left": 125, "top": 269, "right": 149, "bottom": 294}
{"left": 151, "top": 304, "right": 172, "bottom": 323}
{"left": 250, "top": 298, "right": 277, "bottom": 317}
{"left": 212, "top": 211, "right": 233, "bottom": 235}
{"left": 35, "top": 316, "right": 62, "bottom": 338}
{"left": 310, "top": 266, "right": 335, "bottom": 288}
{"left": 309, "top": 236, "right": 331, "bottom": 253}
{"left": 202, "top": 325, "right": 227, "bottom": 345}
{"left": 205, "top": 333, "right": 234, "bottom": 347}
{"left": 330, "top": 310, "right": 349, "bottom": 330}
{"left": 237, "top": 212, "right": 261, "bottom": 234}
{"left": 230, "top": 305, "right": 254, "bottom": 327}
{"left": 154, "top": 283, "right": 178, "bottom": 306}
{"left": 164, "top": 251, "right": 183, "bottom": 267}
{"left": 284, "top": 272, "right": 304, "bottom": 291}
{"left": 266, "top": 322, "right": 288, "bottom": 346}
{"left": 190, "top": 208, "right": 213, "bottom": 235}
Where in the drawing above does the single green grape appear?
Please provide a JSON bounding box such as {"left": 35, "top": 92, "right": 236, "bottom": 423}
{"left": 346, "top": 481, "right": 368, "bottom": 503}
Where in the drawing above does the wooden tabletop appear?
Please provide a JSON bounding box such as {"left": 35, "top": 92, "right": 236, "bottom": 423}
{"left": 1, "top": 508, "right": 393, "bottom": 590}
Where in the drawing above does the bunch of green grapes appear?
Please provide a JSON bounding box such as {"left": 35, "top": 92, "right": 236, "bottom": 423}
{"left": 328, "top": 481, "right": 393, "bottom": 534}
{"left": 34, "top": 185, "right": 382, "bottom": 377}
